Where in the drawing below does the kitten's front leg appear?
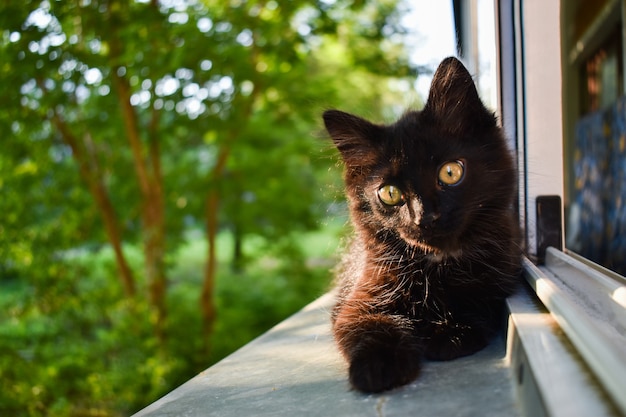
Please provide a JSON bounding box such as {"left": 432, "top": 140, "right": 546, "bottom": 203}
{"left": 333, "top": 301, "right": 422, "bottom": 393}
{"left": 424, "top": 297, "right": 502, "bottom": 361}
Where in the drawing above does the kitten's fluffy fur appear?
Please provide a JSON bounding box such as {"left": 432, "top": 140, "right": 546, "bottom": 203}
{"left": 323, "top": 57, "right": 521, "bottom": 393}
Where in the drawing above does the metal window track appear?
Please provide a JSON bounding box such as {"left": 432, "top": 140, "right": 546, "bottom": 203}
{"left": 521, "top": 249, "right": 626, "bottom": 415}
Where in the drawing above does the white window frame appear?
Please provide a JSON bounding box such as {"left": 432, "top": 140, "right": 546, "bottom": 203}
{"left": 495, "top": 0, "right": 626, "bottom": 414}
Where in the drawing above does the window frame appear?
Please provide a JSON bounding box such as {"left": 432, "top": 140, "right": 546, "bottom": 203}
{"left": 494, "top": 0, "right": 626, "bottom": 414}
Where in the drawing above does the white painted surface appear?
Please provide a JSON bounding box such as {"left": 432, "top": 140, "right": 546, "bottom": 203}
{"left": 519, "top": 0, "right": 565, "bottom": 256}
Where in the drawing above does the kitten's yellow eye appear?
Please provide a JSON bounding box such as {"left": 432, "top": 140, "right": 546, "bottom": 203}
{"left": 438, "top": 160, "right": 465, "bottom": 186}
{"left": 378, "top": 184, "right": 404, "bottom": 206}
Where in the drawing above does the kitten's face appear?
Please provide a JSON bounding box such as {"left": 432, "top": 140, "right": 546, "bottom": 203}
{"left": 324, "top": 57, "right": 516, "bottom": 258}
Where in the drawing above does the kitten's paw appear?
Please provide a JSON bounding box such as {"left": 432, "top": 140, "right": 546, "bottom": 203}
{"left": 424, "top": 325, "right": 488, "bottom": 361}
{"left": 348, "top": 343, "right": 421, "bottom": 393}
{"left": 334, "top": 312, "right": 422, "bottom": 392}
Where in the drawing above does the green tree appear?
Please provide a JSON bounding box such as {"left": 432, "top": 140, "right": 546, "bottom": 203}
{"left": 1, "top": 0, "right": 417, "bottom": 414}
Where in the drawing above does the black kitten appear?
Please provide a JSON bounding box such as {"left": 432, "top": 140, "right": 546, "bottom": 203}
{"left": 323, "top": 57, "right": 521, "bottom": 393}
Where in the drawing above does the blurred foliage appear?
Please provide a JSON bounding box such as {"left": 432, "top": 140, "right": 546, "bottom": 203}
{"left": 0, "top": 0, "right": 419, "bottom": 415}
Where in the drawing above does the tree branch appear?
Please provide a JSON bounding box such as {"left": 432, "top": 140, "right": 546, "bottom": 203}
{"left": 50, "top": 110, "right": 137, "bottom": 297}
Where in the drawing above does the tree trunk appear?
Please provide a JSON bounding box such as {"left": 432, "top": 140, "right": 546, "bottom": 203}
{"left": 111, "top": 61, "right": 168, "bottom": 340}
{"left": 107, "top": 0, "right": 168, "bottom": 339}
{"left": 200, "top": 39, "right": 262, "bottom": 350}
{"left": 200, "top": 142, "right": 233, "bottom": 349}
{"left": 232, "top": 222, "right": 244, "bottom": 273}
{"left": 201, "top": 186, "right": 219, "bottom": 348}
{"left": 146, "top": 98, "right": 167, "bottom": 341}
{"left": 94, "top": 176, "right": 138, "bottom": 298}
{"left": 51, "top": 114, "right": 137, "bottom": 298}
{"left": 144, "top": 196, "right": 167, "bottom": 341}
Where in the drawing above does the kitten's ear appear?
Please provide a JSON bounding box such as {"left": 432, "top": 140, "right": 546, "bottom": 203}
{"left": 323, "top": 109, "right": 382, "bottom": 166}
{"left": 423, "top": 57, "right": 496, "bottom": 133}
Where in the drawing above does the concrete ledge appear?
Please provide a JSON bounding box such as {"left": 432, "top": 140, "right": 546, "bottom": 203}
{"left": 133, "top": 254, "right": 621, "bottom": 416}
{"left": 134, "top": 292, "right": 519, "bottom": 417}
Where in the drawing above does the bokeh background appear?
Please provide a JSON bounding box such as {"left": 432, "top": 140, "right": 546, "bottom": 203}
{"left": 0, "top": 0, "right": 471, "bottom": 415}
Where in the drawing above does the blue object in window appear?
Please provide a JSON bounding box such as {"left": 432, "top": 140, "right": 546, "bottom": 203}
{"left": 574, "top": 96, "right": 626, "bottom": 274}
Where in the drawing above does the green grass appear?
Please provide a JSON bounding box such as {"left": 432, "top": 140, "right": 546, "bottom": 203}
{"left": 0, "top": 220, "right": 346, "bottom": 416}
{"left": 167, "top": 222, "right": 348, "bottom": 364}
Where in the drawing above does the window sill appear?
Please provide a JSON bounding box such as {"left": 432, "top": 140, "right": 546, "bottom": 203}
{"left": 134, "top": 291, "right": 518, "bottom": 417}
{"left": 133, "top": 253, "right": 622, "bottom": 416}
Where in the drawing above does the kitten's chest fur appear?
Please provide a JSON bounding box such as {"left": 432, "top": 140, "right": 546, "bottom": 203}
{"left": 336, "top": 232, "right": 515, "bottom": 326}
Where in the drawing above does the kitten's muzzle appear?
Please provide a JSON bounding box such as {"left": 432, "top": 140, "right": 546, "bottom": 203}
{"left": 421, "top": 212, "right": 441, "bottom": 227}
